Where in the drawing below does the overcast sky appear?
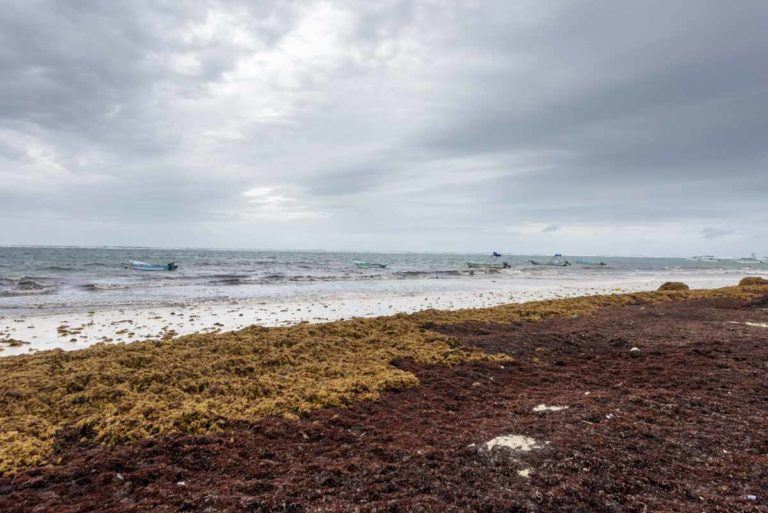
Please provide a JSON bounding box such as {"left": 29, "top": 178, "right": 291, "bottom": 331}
{"left": 1, "top": 0, "right": 766, "bottom": 256}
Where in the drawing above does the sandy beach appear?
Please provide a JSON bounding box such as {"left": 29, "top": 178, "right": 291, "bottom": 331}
{"left": 1, "top": 281, "right": 767, "bottom": 511}
{"left": 4, "top": 1, "right": 768, "bottom": 510}
{"left": 0, "top": 271, "right": 751, "bottom": 357}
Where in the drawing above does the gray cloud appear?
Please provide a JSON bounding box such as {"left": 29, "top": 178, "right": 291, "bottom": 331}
{"left": 701, "top": 227, "right": 733, "bottom": 240}
{"left": 0, "top": 0, "right": 766, "bottom": 255}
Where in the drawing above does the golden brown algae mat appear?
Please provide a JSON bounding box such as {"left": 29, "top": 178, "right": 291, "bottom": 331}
{"left": 0, "top": 284, "right": 764, "bottom": 475}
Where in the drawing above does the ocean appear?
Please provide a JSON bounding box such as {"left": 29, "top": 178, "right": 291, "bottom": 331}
{"left": 1, "top": 246, "right": 764, "bottom": 315}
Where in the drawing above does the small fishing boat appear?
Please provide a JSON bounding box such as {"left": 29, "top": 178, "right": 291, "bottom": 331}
{"left": 529, "top": 254, "right": 571, "bottom": 267}
{"left": 574, "top": 259, "right": 607, "bottom": 267}
{"left": 353, "top": 261, "right": 387, "bottom": 269}
{"left": 689, "top": 255, "right": 719, "bottom": 262}
{"left": 130, "top": 260, "right": 178, "bottom": 271}
{"left": 734, "top": 253, "right": 765, "bottom": 265}
{"left": 466, "top": 261, "right": 511, "bottom": 269}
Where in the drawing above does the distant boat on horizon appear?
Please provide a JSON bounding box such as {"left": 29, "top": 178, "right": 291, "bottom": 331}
{"left": 689, "top": 255, "right": 720, "bottom": 262}
{"left": 129, "top": 260, "right": 178, "bottom": 271}
{"left": 353, "top": 261, "right": 387, "bottom": 269}
{"left": 529, "top": 254, "right": 571, "bottom": 267}
{"left": 466, "top": 261, "right": 510, "bottom": 269}
{"left": 734, "top": 253, "right": 766, "bottom": 265}
{"left": 574, "top": 259, "right": 607, "bottom": 267}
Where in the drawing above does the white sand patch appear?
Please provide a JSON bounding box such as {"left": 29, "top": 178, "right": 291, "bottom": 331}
{"left": 728, "top": 321, "right": 768, "bottom": 328}
{"left": 485, "top": 435, "right": 540, "bottom": 452}
{"left": 532, "top": 404, "right": 568, "bottom": 412}
{"left": 0, "top": 271, "right": 746, "bottom": 357}
{"left": 0, "top": 281, "right": 652, "bottom": 357}
{"left": 483, "top": 435, "right": 544, "bottom": 477}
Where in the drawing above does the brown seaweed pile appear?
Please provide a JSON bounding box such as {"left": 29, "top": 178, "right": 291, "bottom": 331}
{"left": 739, "top": 276, "right": 768, "bottom": 286}
{"left": 0, "top": 285, "right": 762, "bottom": 475}
{"left": 2, "top": 293, "right": 767, "bottom": 512}
{"left": 0, "top": 315, "right": 500, "bottom": 474}
{"left": 657, "top": 281, "right": 690, "bottom": 291}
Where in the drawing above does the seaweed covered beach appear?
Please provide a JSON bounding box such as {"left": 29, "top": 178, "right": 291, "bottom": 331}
{"left": 1, "top": 282, "right": 767, "bottom": 512}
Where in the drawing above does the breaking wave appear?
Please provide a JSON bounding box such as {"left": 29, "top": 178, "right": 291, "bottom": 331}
{"left": 393, "top": 270, "right": 464, "bottom": 279}
{"left": 0, "top": 276, "right": 58, "bottom": 296}
{"left": 80, "top": 283, "right": 133, "bottom": 291}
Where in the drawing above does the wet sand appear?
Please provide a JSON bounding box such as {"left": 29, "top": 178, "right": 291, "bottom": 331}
{"left": 1, "top": 288, "right": 766, "bottom": 511}
{"left": 0, "top": 273, "right": 748, "bottom": 356}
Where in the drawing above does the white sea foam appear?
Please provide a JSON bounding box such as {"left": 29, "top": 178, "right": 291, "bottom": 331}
{"left": 0, "top": 247, "right": 763, "bottom": 356}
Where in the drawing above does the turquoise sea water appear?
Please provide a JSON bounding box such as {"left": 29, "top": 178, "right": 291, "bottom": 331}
{"left": 0, "top": 246, "right": 764, "bottom": 313}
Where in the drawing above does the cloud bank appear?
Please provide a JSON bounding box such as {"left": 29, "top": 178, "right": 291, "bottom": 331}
{"left": 1, "top": 0, "right": 766, "bottom": 255}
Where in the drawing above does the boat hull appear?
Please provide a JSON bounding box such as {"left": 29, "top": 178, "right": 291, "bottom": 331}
{"left": 130, "top": 261, "right": 178, "bottom": 271}
{"left": 574, "top": 260, "right": 606, "bottom": 267}
{"left": 466, "top": 262, "right": 510, "bottom": 269}
{"left": 353, "top": 261, "right": 387, "bottom": 269}
{"left": 529, "top": 260, "right": 570, "bottom": 267}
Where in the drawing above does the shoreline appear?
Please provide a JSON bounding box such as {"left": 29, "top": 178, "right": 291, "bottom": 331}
{"left": 1, "top": 282, "right": 766, "bottom": 510}
{"left": 0, "top": 272, "right": 754, "bottom": 357}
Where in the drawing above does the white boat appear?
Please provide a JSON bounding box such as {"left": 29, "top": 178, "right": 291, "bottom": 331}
{"left": 529, "top": 254, "right": 570, "bottom": 267}
{"left": 689, "top": 255, "right": 719, "bottom": 262}
{"left": 466, "top": 261, "right": 510, "bottom": 269}
{"left": 353, "top": 261, "right": 387, "bottom": 269}
{"left": 130, "top": 260, "right": 178, "bottom": 271}
{"left": 574, "top": 259, "right": 607, "bottom": 267}
{"left": 735, "top": 253, "right": 765, "bottom": 265}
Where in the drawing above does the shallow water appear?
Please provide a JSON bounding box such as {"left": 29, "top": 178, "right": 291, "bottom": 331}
{"left": 1, "top": 246, "right": 765, "bottom": 315}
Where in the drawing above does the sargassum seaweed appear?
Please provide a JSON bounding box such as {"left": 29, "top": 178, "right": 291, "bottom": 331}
{"left": 0, "top": 285, "right": 762, "bottom": 474}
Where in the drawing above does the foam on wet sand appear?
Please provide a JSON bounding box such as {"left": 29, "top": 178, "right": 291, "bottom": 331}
{"left": 0, "top": 273, "right": 749, "bottom": 356}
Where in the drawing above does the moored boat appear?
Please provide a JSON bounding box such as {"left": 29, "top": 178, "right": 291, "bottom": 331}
{"left": 129, "top": 260, "right": 178, "bottom": 271}
{"left": 354, "top": 261, "right": 387, "bottom": 269}
{"left": 574, "top": 259, "right": 606, "bottom": 267}
{"left": 734, "top": 253, "right": 765, "bottom": 265}
{"left": 529, "top": 254, "right": 571, "bottom": 267}
{"left": 466, "top": 261, "right": 511, "bottom": 269}
{"left": 689, "top": 255, "right": 719, "bottom": 262}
